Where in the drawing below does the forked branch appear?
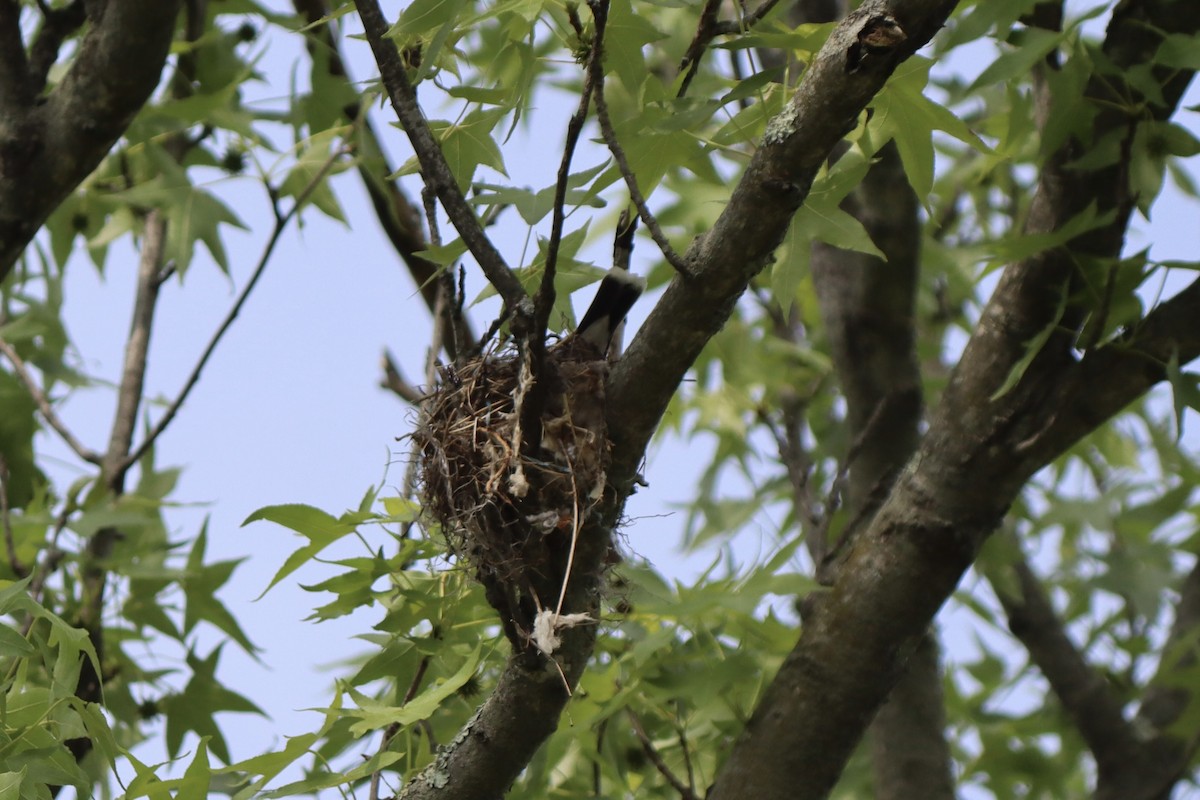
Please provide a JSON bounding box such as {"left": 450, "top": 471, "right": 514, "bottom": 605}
{"left": 355, "top": 0, "right": 531, "bottom": 328}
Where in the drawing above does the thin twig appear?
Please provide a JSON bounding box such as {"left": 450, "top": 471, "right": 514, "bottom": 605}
{"left": 104, "top": 208, "right": 167, "bottom": 487}
{"left": 421, "top": 184, "right": 441, "bottom": 248}
{"left": 119, "top": 144, "right": 351, "bottom": 473}
{"left": 519, "top": 2, "right": 608, "bottom": 472}
{"left": 588, "top": 4, "right": 693, "bottom": 278}
{"left": 675, "top": 710, "right": 697, "bottom": 796}
{"left": 369, "top": 654, "right": 432, "bottom": 800}
{"left": 103, "top": 0, "right": 207, "bottom": 484}
{"left": 294, "top": 0, "right": 479, "bottom": 357}
{"left": 711, "top": 0, "right": 784, "bottom": 35}
{"left": 0, "top": 338, "right": 103, "bottom": 465}
{"left": 423, "top": 272, "right": 450, "bottom": 400}
{"left": 593, "top": 718, "right": 608, "bottom": 796}
{"left": 355, "top": 0, "right": 530, "bottom": 324}
{"left": 813, "top": 394, "right": 901, "bottom": 582}
{"left": 381, "top": 350, "right": 424, "bottom": 404}
{"left": 759, "top": 402, "right": 824, "bottom": 562}
{"left": 628, "top": 709, "right": 700, "bottom": 800}
{"left": 753, "top": 293, "right": 828, "bottom": 564}
{"left": 537, "top": 23, "right": 602, "bottom": 334}
{"left": 676, "top": 0, "right": 721, "bottom": 98}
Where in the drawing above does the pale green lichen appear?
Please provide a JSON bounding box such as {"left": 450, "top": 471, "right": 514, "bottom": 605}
{"left": 763, "top": 102, "right": 801, "bottom": 145}
{"left": 422, "top": 707, "right": 484, "bottom": 790}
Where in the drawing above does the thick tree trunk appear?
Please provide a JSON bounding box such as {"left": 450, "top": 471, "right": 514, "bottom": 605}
{"left": 812, "top": 142, "right": 955, "bottom": 800}
{"left": 0, "top": 0, "right": 183, "bottom": 276}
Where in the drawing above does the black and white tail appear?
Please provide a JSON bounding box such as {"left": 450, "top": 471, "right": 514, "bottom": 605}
{"left": 575, "top": 271, "right": 645, "bottom": 352}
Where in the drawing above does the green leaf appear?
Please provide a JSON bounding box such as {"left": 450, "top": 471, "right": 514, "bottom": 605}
{"left": 153, "top": 81, "right": 263, "bottom": 142}
{"left": 1156, "top": 31, "right": 1200, "bottom": 70}
{"left": 182, "top": 521, "right": 257, "bottom": 654}
{"left": 416, "top": 237, "right": 469, "bottom": 269}
{"left": 0, "top": 623, "right": 34, "bottom": 657}
{"left": 107, "top": 146, "right": 249, "bottom": 274}
{"left": 304, "top": 46, "right": 363, "bottom": 135}
{"left": 770, "top": 148, "right": 881, "bottom": 310}
{"left": 869, "top": 57, "right": 991, "bottom": 201}
{"left": 387, "top": 0, "right": 470, "bottom": 41}
{"left": 937, "top": 2, "right": 1036, "bottom": 52}
{"left": 243, "top": 504, "right": 362, "bottom": 596}
{"left": 177, "top": 739, "right": 212, "bottom": 800}
{"left": 381, "top": 496, "right": 421, "bottom": 522}
{"left": 163, "top": 645, "right": 265, "bottom": 763}
{"left": 473, "top": 162, "right": 608, "bottom": 226}
{"left": 1130, "top": 121, "right": 1200, "bottom": 216}
{"left": 278, "top": 128, "right": 350, "bottom": 224}
{"left": 421, "top": 109, "right": 508, "bottom": 189}
{"left": 0, "top": 770, "right": 24, "bottom": 800}
{"left": 341, "top": 644, "right": 482, "bottom": 735}
{"left": 222, "top": 733, "right": 319, "bottom": 786}
{"left": 0, "top": 577, "right": 34, "bottom": 614}
{"left": 968, "top": 28, "right": 1062, "bottom": 92}
{"left": 604, "top": 0, "right": 665, "bottom": 92}
{"left": 983, "top": 203, "right": 1114, "bottom": 269}
{"left": 302, "top": 555, "right": 391, "bottom": 621}
{"left": 123, "top": 750, "right": 178, "bottom": 800}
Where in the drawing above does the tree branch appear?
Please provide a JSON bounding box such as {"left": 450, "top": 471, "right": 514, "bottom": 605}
{"left": 628, "top": 710, "right": 700, "bottom": 800}
{"left": 989, "top": 549, "right": 1140, "bottom": 774}
{"left": 1106, "top": 558, "right": 1200, "bottom": 800}
{"left": 103, "top": 209, "right": 166, "bottom": 489}
{"left": 0, "top": 454, "right": 26, "bottom": 577}
{"left": 64, "top": 6, "right": 208, "bottom": 780}
{"left": 380, "top": 350, "right": 424, "bottom": 404}
{"left": 537, "top": 19, "right": 600, "bottom": 335}
{"left": 703, "top": 5, "right": 1200, "bottom": 798}
{"left": 0, "top": 337, "right": 102, "bottom": 465}
{"left": 0, "top": 0, "right": 183, "bottom": 277}
{"left": 0, "top": 0, "right": 28, "bottom": 111}
{"left": 395, "top": 520, "right": 610, "bottom": 800}
{"left": 608, "top": 0, "right": 950, "bottom": 482}
{"left": 292, "top": 0, "right": 477, "bottom": 357}
{"left": 590, "top": 44, "right": 692, "bottom": 277}
{"left": 120, "top": 146, "right": 349, "bottom": 473}
{"left": 27, "top": 0, "right": 87, "bottom": 97}
{"left": 354, "top": 0, "right": 531, "bottom": 327}
{"left": 676, "top": 0, "right": 721, "bottom": 98}
{"left": 810, "top": 138, "right": 953, "bottom": 800}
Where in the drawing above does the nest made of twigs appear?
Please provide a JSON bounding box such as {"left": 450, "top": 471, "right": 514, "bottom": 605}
{"left": 415, "top": 338, "right": 612, "bottom": 646}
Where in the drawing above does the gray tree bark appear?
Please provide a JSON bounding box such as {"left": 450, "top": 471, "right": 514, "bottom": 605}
{"left": 0, "top": 0, "right": 183, "bottom": 276}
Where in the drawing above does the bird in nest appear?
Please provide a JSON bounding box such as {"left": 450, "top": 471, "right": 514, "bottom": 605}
{"left": 571, "top": 269, "right": 645, "bottom": 356}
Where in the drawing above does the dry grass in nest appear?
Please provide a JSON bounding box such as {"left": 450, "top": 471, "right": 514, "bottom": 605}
{"left": 415, "top": 339, "right": 612, "bottom": 647}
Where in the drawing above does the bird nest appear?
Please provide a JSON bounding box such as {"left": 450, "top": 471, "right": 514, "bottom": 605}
{"left": 415, "top": 339, "right": 612, "bottom": 648}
